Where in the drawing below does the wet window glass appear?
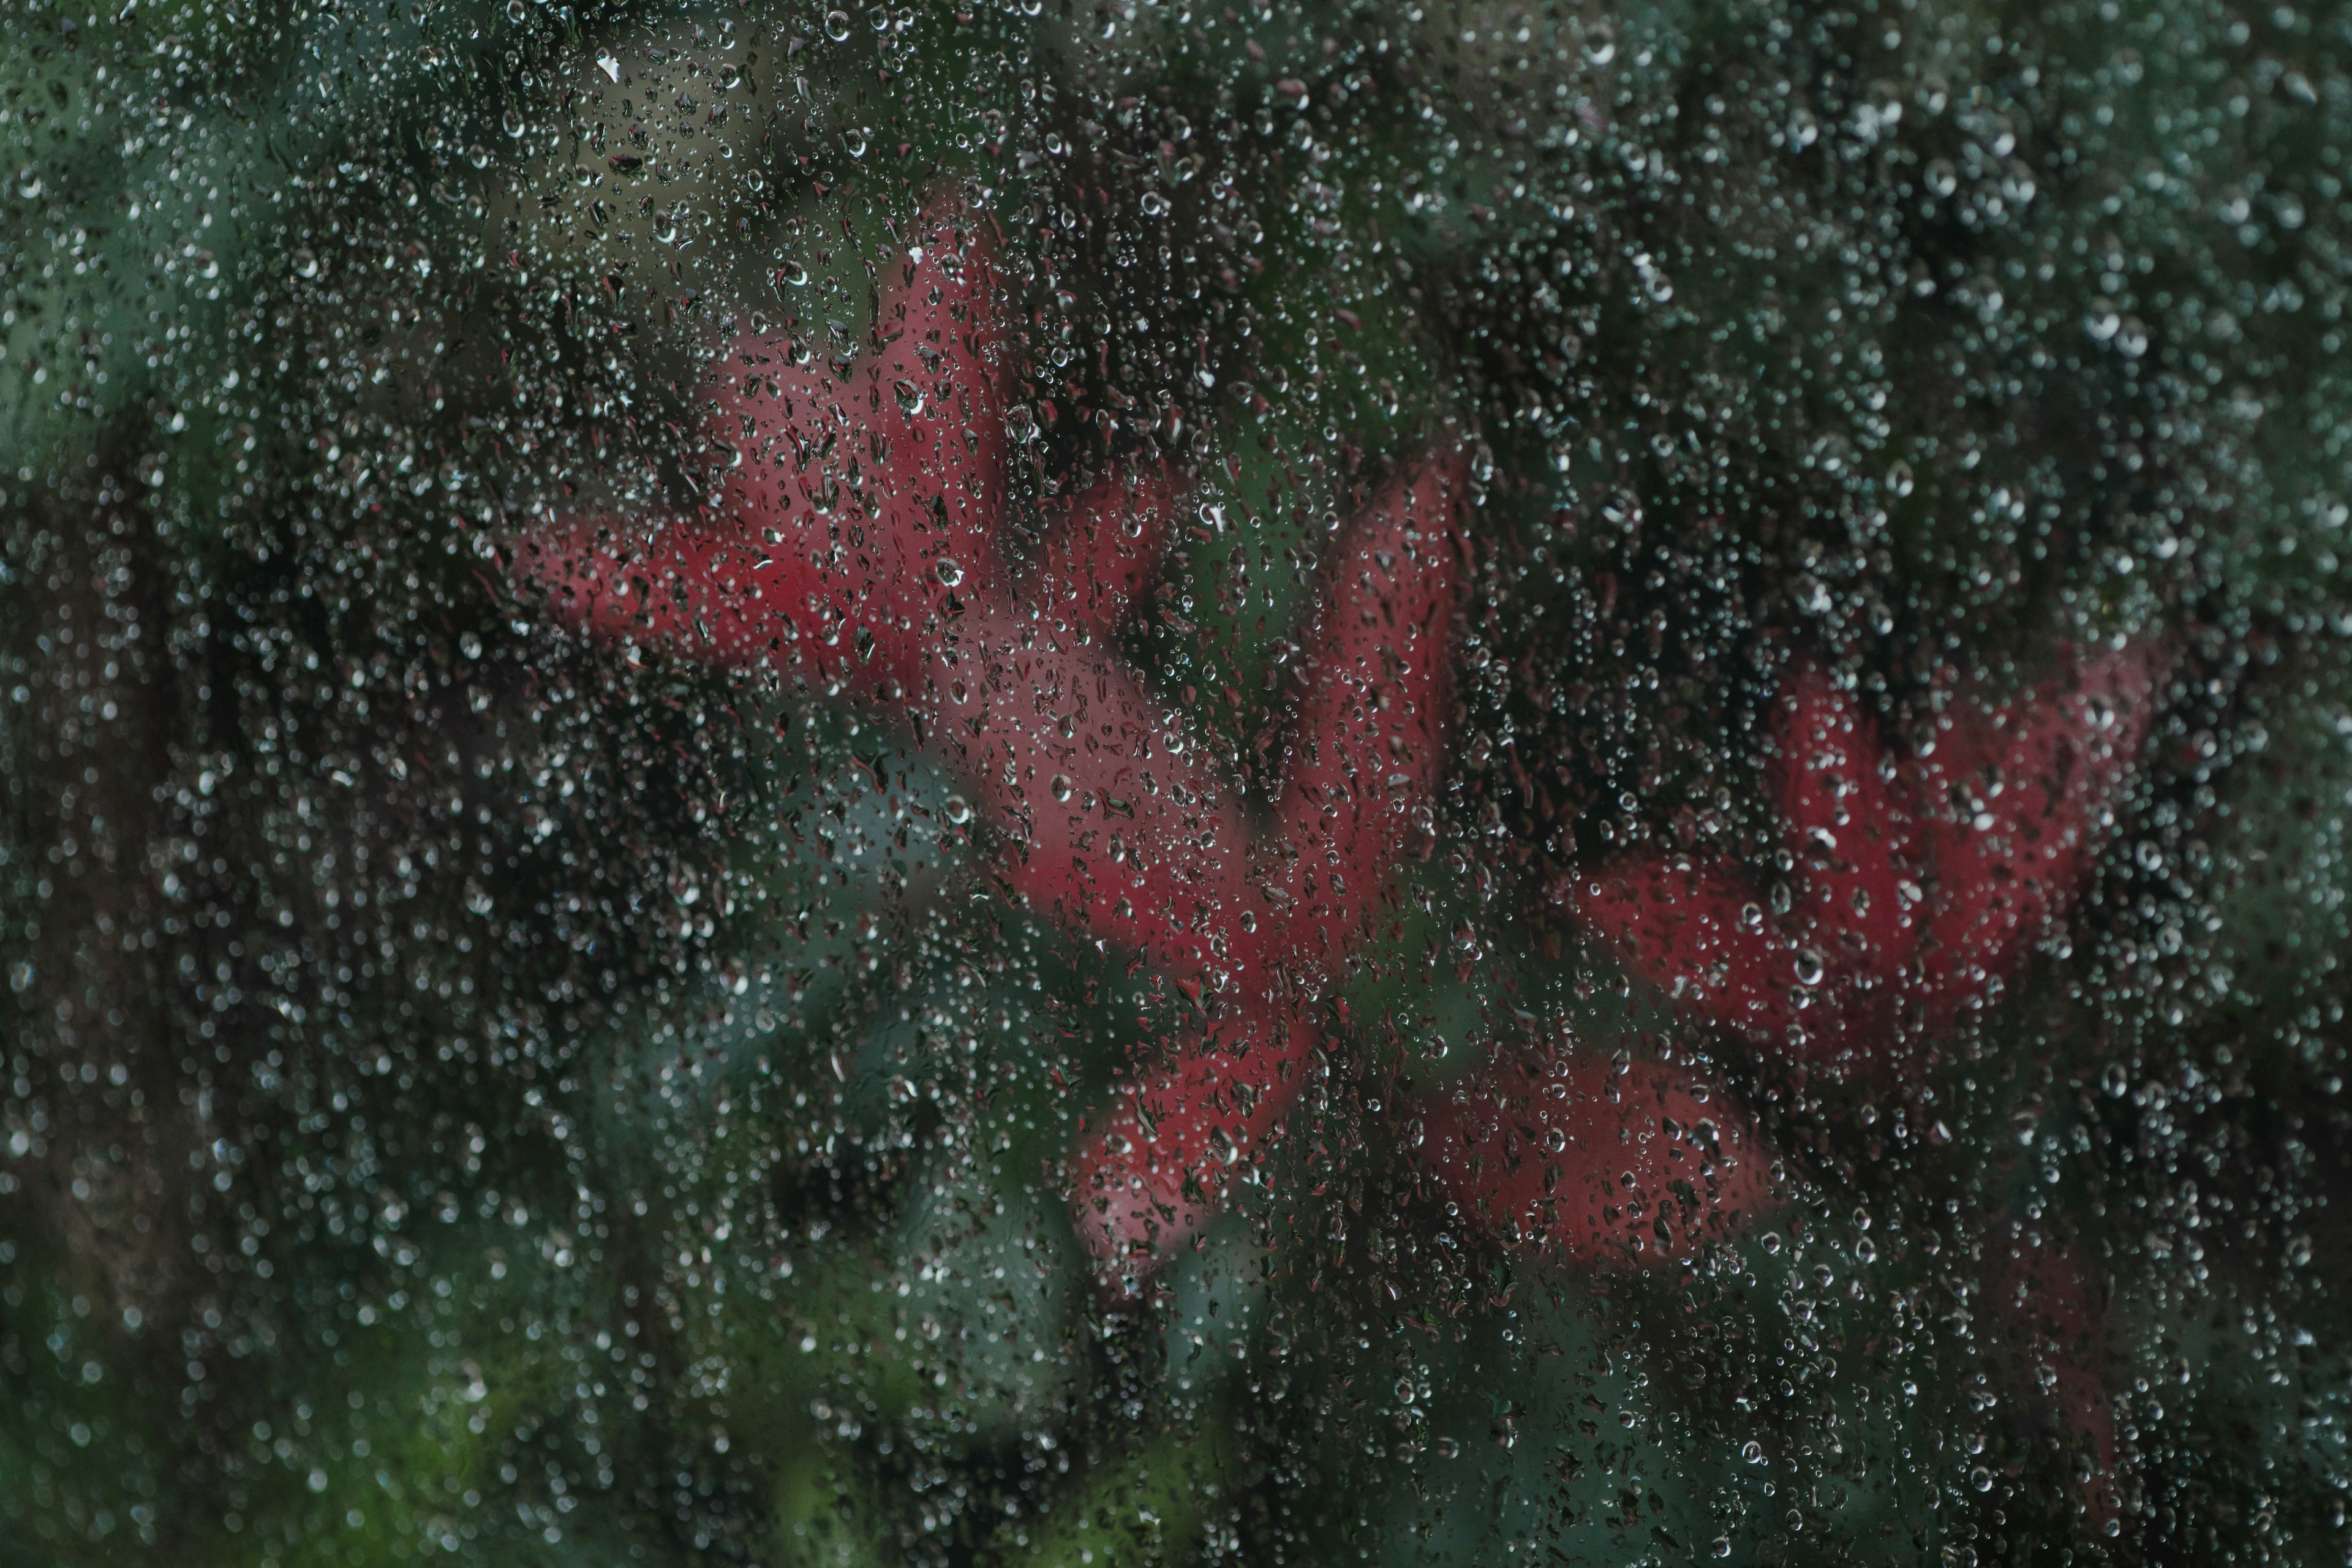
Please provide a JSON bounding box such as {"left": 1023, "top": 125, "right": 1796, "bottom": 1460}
{"left": 4, "top": 0, "right": 2350, "bottom": 1560}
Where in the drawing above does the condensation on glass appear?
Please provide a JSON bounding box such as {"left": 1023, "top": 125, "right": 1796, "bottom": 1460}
{"left": 2, "top": 0, "right": 2347, "bottom": 1561}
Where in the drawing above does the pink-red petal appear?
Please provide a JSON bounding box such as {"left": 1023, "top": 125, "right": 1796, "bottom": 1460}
{"left": 1421, "top": 1056, "right": 1770, "bottom": 1261}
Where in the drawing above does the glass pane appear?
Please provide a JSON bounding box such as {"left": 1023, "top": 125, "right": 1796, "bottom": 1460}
{"left": 4, "top": 0, "right": 2347, "bottom": 1560}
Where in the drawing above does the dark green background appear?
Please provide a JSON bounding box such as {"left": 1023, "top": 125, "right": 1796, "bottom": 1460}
{"left": 4, "top": 0, "right": 2351, "bottom": 1561}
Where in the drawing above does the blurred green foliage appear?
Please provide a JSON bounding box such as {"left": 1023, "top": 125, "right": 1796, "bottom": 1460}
{"left": 6, "top": 0, "right": 2352, "bottom": 1562}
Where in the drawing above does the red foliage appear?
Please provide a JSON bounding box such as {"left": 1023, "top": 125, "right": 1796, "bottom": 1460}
{"left": 1425, "top": 646, "right": 2155, "bottom": 1259}
{"left": 508, "top": 194, "right": 2154, "bottom": 1498}
{"left": 510, "top": 193, "right": 1469, "bottom": 1266}
{"left": 1566, "top": 647, "right": 2159, "bottom": 1068}
{"left": 1421, "top": 644, "right": 2156, "bottom": 1513}
{"left": 1417, "top": 1055, "right": 1771, "bottom": 1262}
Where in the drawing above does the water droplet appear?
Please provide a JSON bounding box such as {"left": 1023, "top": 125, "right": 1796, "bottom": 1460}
{"left": 935, "top": 557, "right": 963, "bottom": 587}
{"left": 824, "top": 9, "right": 851, "bottom": 40}
{"left": 1051, "top": 775, "right": 1072, "bottom": 802}
{"left": 894, "top": 379, "right": 926, "bottom": 417}
{"left": 944, "top": 795, "right": 972, "bottom": 826}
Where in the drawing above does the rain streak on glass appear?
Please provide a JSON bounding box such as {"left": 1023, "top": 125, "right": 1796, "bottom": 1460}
{"left": 1, "top": 0, "right": 2349, "bottom": 1562}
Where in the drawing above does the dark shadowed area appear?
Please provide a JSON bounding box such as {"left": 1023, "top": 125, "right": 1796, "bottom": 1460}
{"left": 4, "top": 0, "right": 2351, "bottom": 1563}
